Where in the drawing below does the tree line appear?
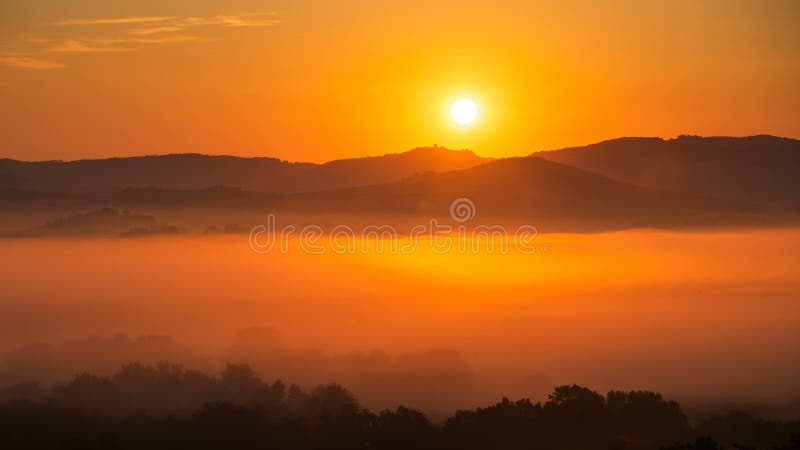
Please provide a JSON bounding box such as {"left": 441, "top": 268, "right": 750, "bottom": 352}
{"left": 0, "top": 361, "right": 797, "bottom": 450}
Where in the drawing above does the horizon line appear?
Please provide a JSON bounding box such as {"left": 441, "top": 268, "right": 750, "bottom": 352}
{"left": 1, "top": 133, "right": 793, "bottom": 165}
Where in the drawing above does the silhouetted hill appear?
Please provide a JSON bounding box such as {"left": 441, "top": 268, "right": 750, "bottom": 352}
{"left": 0, "top": 154, "right": 307, "bottom": 193}
{"left": 0, "top": 186, "right": 271, "bottom": 212}
{"left": 0, "top": 208, "right": 184, "bottom": 238}
{"left": 0, "top": 147, "right": 487, "bottom": 194}
{"left": 268, "top": 156, "right": 772, "bottom": 230}
{"left": 110, "top": 186, "right": 272, "bottom": 209}
{"left": 2, "top": 157, "right": 788, "bottom": 232}
{"left": 535, "top": 135, "right": 800, "bottom": 210}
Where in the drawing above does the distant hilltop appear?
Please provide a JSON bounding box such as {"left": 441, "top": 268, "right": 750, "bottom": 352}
{"left": 0, "top": 146, "right": 486, "bottom": 195}
{"left": 535, "top": 134, "right": 800, "bottom": 209}
{"left": 1, "top": 136, "right": 798, "bottom": 233}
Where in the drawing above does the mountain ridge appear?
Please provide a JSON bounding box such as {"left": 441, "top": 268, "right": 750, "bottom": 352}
{"left": 0, "top": 146, "right": 488, "bottom": 195}
{"left": 534, "top": 134, "right": 800, "bottom": 209}
{"left": 3, "top": 154, "right": 782, "bottom": 233}
{"left": 2, "top": 136, "right": 798, "bottom": 232}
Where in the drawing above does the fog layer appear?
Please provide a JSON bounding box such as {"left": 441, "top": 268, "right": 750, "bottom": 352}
{"left": 1, "top": 229, "right": 798, "bottom": 416}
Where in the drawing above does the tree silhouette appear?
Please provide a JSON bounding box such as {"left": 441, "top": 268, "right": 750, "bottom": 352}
{"left": 0, "top": 363, "right": 798, "bottom": 450}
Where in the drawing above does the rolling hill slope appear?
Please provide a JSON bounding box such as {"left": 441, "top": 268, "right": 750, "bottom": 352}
{"left": 535, "top": 135, "right": 800, "bottom": 210}
{"left": 0, "top": 146, "right": 487, "bottom": 194}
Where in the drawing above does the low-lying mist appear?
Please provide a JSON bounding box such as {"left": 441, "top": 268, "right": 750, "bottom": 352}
{"left": 1, "top": 228, "right": 799, "bottom": 418}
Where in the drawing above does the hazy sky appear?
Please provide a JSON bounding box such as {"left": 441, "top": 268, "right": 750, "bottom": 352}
{"left": 1, "top": 0, "right": 798, "bottom": 162}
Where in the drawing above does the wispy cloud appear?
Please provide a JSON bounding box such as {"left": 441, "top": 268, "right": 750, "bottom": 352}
{"left": 130, "top": 26, "right": 184, "bottom": 35}
{"left": 0, "top": 55, "right": 65, "bottom": 69}
{"left": 5, "top": 12, "right": 280, "bottom": 69}
{"left": 54, "top": 12, "right": 279, "bottom": 31}
{"left": 52, "top": 16, "right": 178, "bottom": 26}
{"left": 126, "top": 13, "right": 280, "bottom": 35}
{"left": 179, "top": 13, "right": 280, "bottom": 28}
{"left": 48, "top": 40, "right": 132, "bottom": 53}
{"left": 48, "top": 12, "right": 278, "bottom": 52}
{"left": 97, "top": 35, "right": 200, "bottom": 45}
{"left": 126, "top": 35, "right": 199, "bottom": 44}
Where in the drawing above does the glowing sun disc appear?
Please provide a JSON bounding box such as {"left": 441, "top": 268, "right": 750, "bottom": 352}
{"left": 450, "top": 99, "right": 477, "bottom": 125}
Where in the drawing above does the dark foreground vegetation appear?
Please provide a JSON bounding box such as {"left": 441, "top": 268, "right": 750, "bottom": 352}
{"left": 0, "top": 362, "right": 797, "bottom": 450}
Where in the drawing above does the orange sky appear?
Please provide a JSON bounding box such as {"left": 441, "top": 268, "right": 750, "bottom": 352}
{"left": 1, "top": 0, "right": 798, "bottom": 162}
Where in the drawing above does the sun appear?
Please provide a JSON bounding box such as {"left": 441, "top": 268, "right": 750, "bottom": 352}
{"left": 450, "top": 98, "right": 477, "bottom": 125}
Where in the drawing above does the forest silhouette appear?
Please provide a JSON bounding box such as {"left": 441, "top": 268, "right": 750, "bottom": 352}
{"left": 1, "top": 362, "right": 798, "bottom": 450}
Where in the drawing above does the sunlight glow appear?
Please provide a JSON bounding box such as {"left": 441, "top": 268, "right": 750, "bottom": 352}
{"left": 450, "top": 98, "right": 477, "bottom": 125}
